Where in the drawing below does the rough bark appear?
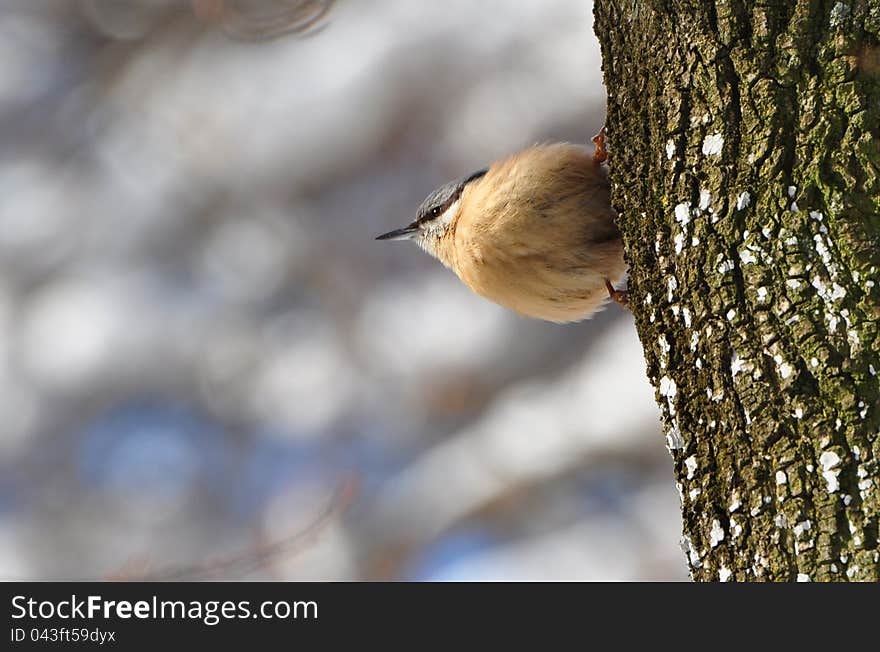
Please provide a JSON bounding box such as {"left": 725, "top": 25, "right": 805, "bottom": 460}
{"left": 594, "top": 0, "right": 880, "bottom": 581}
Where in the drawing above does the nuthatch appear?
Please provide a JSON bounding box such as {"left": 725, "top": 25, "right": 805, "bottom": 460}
{"left": 377, "top": 131, "right": 627, "bottom": 323}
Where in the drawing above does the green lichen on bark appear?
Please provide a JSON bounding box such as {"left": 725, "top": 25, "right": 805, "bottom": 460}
{"left": 594, "top": 0, "right": 880, "bottom": 581}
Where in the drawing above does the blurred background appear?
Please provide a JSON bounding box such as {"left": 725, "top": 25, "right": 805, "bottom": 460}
{"left": 0, "top": 0, "right": 685, "bottom": 581}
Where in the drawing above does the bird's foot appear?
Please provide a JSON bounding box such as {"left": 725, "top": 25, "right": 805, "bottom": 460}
{"left": 592, "top": 127, "right": 608, "bottom": 164}
{"left": 605, "top": 279, "right": 629, "bottom": 307}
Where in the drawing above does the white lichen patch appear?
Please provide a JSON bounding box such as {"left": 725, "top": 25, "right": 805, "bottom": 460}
{"left": 666, "top": 139, "right": 676, "bottom": 160}
{"left": 681, "top": 307, "right": 692, "bottom": 328}
{"left": 814, "top": 233, "right": 842, "bottom": 281}
{"left": 730, "top": 350, "right": 751, "bottom": 378}
{"left": 830, "top": 2, "right": 851, "bottom": 27}
{"left": 809, "top": 230, "right": 850, "bottom": 336}
{"left": 674, "top": 202, "right": 691, "bottom": 227}
{"left": 685, "top": 455, "right": 698, "bottom": 480}
{"left": 820, "top": 450, "right": 841, "bottom": 469}
{"left": 787, "top": 185, "right": 797, "bottom": 198}
{"left": 730, "top": 517, "right": 743, "bottom": 539}
{"left": 819, "top": 450, "right": 842, "bottom": 493}
{"left": 718, "top": 567, "right": 732, "bottom": 582}
{"left": 726, "top": 309, "right": 736, "bottom": 321}
{"left": 729, "top": 494, "right": 742, "bottom": 513}
{"left": 786, "top": 279, "right": 801, "bottom": 289}
{"left": 709, "top": 519, "right": 725, "bottom": 547}
{"left": 702, "top": 132, "right": 724, "bottom": 156}
{"left": 699, "top": 189, "right": 712, "bottom": 211}
{"left": 775, "top": 470, "right": 788, "bottom": 485}
{"left": 735, "top": 191, "right": 751, "bottom": 211}
{"left": 793, "top": 520, "right": 812, "bottom": 537}
{"left": 818, "top": 278, "right": 847, "bottom": 303}
{"left": 689, "top": 487, "right": 701, "bottom": 500}
{"left": 757, "top": 287, "right": 768, "bottom": 302}
{"left": 666, "top": 422, "right": 684, "bottom": 450}
{"left": 660, "top": 381, "right": 679, "bottom": 431}
{"left": 814, "top": 235, "right": 833, "bottom": 266}
{"left": 796, "top": 573, "right": 811, "bottom": 582}
{"left": 790, "top": 201, "right": 799, "bottom": 213}
{"left": 797, "top": 539, "right": 816, "bottom": 553}
{"left": 681, "top": 535, "right": 703, "bottom": 569}
{"left": 773, "top": 355, "right": 794, "bottom": 380}
{"left": 753, "top": 553, "right": 768, "bottom": 574}
{"left": 749, "top": 244, "right": 773, "bottom": 266}
{"left": 674, "top": 232, "right": 685, "bottom": 255}
{"left": 667, "top": 276, "right": 678, "bottom": 302}
{"left": 739, "top": 249, "right": 757, "bottom": 265}
{"left": 658, "top": 334, "right": 670, "bottom": 368}
{"left": 857, "top": 463, "right": 873, "bottom": 499}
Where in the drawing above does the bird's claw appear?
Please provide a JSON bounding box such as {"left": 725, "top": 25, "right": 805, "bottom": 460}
{"left": 605, "top": 279, "right": 629, "bottom": 307}
{"left": 592, "top": 127, "right": 608, "bottom": 163}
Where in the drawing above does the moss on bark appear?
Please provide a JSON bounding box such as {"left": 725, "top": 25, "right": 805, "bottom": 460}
{"left": 594, "top": 0, "right": 880, "bottom": 581}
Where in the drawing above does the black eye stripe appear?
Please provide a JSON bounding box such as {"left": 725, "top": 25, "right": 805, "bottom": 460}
{"left": 417, "top": 202, "right": 449, "bottom": 225}
{"left": 416, "top": 167, "right": 487, "bottom": 223}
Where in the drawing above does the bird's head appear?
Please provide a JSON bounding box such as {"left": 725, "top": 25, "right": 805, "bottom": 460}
{"left": 376, "top": 168, "right": 487, "bottom": 259}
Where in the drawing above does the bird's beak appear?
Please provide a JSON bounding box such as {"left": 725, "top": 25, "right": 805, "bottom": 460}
{"left": 375, "top": 224, "right": 418, "bottom": 241}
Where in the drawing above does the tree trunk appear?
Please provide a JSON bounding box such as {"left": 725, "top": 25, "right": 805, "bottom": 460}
{"left": 593, "top": 0, "right": 879, "bottom": 581}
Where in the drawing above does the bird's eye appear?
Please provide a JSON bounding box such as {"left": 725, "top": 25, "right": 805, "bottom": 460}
{"left": 430, "top": 206, "right": 442, "bottom": 217}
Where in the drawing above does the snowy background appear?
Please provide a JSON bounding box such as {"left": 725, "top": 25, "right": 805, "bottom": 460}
{"left": 0, "top": 0, "right": 685, "bottom": 580}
